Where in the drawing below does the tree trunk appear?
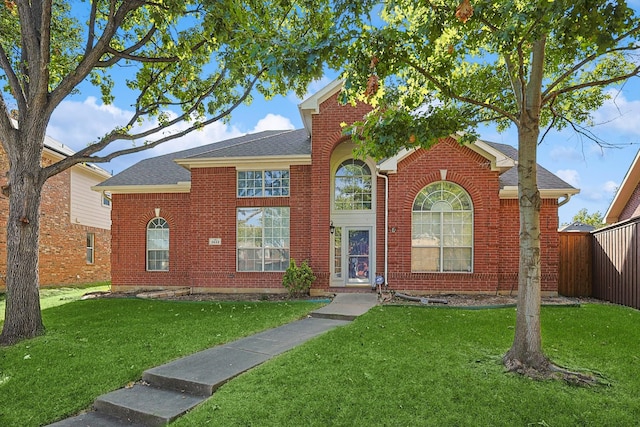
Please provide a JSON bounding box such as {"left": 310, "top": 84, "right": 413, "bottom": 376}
{"left": 0, "top": 131, "right": 46, "bottom": 346}
{"left": 503, "top": 116, "right": 549, "bottom": 373}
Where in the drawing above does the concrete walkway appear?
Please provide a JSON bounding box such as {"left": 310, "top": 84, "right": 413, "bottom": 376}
{"left": 48, "top": 293, "right": 378, "bottom": 427}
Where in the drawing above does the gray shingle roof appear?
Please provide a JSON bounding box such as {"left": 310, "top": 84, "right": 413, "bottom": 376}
{"left": 97, "top": 131, "right": 575, "bottom": 193}
{"left": 96, "top": 129, "right": 309, "bottom": 187}
{"left": 483, "top": 141, "right": 576, "bottom": 191}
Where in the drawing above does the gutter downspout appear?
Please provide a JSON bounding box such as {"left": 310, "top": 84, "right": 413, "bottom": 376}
{"left": 558, "top": 193, "right": 573, "bottom": 207}
{"left": 376, "top": 168, "right": 389, "bottom": 287}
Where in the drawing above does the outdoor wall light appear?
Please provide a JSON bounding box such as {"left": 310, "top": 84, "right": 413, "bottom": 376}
{"left": 329, "top": 220, "right": 335, "bottom": 234}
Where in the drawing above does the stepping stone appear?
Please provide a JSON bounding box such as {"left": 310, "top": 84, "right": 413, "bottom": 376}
{"left": 93, "top": 384, "right": 205, "bottom": 426}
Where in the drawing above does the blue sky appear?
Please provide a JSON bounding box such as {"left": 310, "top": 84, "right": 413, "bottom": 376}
{"left": 46, "top": 53, "right": 640, "bottom": 229}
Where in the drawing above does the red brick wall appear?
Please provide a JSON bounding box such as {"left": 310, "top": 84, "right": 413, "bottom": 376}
{"left": 39, "top": 163, "right": 111, "bottom": 285}
{"left": 619, "top": 184, "right": 640, "bottom": 222}
{"left": 110, "top": 192, "right": 191, "bottom": 289}
{"left": 109, "top": 88, "right": 561, "bottom": 295}
{"left": 498, "top": 199, "right": 559, "bottom": 293}
{"left": 0, "top": 150, "right": 110, "bottom": 289}
{"left": 309, "top": 93, "right": 373, "bottom": 287}
{"left": 111, "top": 165, "right": 313, "bottom": 293}
{"left": 378, "top": 138, "right": 504, "bottom": 294}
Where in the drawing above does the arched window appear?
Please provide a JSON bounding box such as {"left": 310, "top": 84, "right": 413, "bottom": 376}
{"left": 334, "top": 159, "right": 372, "bottom": 210}
{"left": 147, "top": 217, "right": 169, "bottom": 271}
{"left": 412, "top": 182, "right": 473, "bottom": 272}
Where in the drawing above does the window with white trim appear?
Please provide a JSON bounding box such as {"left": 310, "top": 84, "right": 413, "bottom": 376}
{"left": 237, "top": 170, "right": 290, "bottom": 197}
{"left": 412, "top": 181, "right": 473, "bottom": 272}
{"left": 86, "top": 233, "right": 95, "bottom": 264}
{"left": 147, "top": 217, "right": 169, "bottom": 271}
{"left": 334, "top": 159, "right": 372, "bottom": 210}
{"left": 237, "top": 207, "right": 290, "bottom": 271}
{"left": 102, "top": 191, "right": 111, "bottom": 207}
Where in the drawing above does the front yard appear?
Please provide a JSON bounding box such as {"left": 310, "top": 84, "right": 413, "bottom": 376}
{"left": 1, "top": 293, "right": 639, "bottom": 426}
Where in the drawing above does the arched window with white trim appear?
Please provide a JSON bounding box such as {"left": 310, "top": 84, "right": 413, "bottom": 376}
{"left": 334, "top": 159, "right": 372, "bottom": 210}
{"left": 412, "top": 181, "right": 473, "bottom": 272}
{"left": 147, "top": 217, "right": 169, "bottom": 271}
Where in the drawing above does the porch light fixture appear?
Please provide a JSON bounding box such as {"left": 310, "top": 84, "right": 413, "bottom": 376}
{"left": 329, "top": 220, "right": 335, "bottom": 234}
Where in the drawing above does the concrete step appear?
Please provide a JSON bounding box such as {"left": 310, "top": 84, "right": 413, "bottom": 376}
{"left": 93, "top": 384, "right": 205, "bottom": 426}
{"left": 48, "top": 410, "right": 145, "bottom": 426}
{"left": 143, "top": 346, "right": 272, "bottom": 396}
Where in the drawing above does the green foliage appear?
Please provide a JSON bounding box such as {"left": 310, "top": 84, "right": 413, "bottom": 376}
{"left": 282, "top": 259, "right": 316, "bottom": 297}
{"left": 174, "top": 304, "right": 640, "bottom": 426}
{"left": 0, "top": 298, "right": 323, "bottom": 426}
{"left": 570, "top": 208, "right": 606, "bottom": 229}
{"left": 340, "top": 0, "right": 640, "bottom": 148}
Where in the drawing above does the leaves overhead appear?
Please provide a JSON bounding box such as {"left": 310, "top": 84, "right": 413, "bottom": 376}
{"left": 340, "top": 0, "right": 640, "bottom": 155}
{"left": 0, "top": 0, "right": 364, "bottom": 177}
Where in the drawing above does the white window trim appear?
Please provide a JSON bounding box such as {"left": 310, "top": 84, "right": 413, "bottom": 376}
{"left": 237, "top": 169, "right": 290, "bottom": 198}
{"left": 411, "top": 181, "right": 474, "bottom": 273}
{"left": 147, "top": 217, "right": 169, "bottom": 272}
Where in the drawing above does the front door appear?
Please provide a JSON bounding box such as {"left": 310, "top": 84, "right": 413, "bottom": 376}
{"left": 332, "top": 227, "right": 372, "bottom": 286}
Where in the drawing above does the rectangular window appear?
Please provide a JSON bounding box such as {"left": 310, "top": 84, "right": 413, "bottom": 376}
{"left": 237, "top": 207, "right": 290, "bottom": 271}
{"left": 102, "top": 191, "right": 111, "bottom": 207}
{"left": 237, "top": 170, "right": 290, "bottom": 197}
{"left": 86, "top": 233, "right": 95, "bottom": 264}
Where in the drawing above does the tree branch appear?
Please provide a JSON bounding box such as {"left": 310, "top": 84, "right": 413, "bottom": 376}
{"left": 546, "top": 65, "right": 640, "bottom": 101}
{"left": 542, "top": 26, "right": 640, "bottom": 100}
{"left": 85, "top": 0, "right": 98, "bottom": 54}
{"left": 41, "top": 68, "right": 265, "bottom": 179}
{"left": 0, "top": 45, "right": 26, "bottom": 115}
{"left": 48, "top": 0, "right": 144, "bottom": 117}
{"left": 404, "top": 57, "right": 519, "bottom": 124}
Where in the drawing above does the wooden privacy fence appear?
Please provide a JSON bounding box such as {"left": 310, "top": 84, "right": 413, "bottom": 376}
{"left": 558, "top": 232, "right": 593, "bottom": 297}
{"left": 592, "top": 218, "right": 640, "bottom": 310}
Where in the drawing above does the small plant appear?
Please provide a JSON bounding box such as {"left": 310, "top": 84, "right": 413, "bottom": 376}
{"left": 282, "top": 259, "right": 316, "bottom": 297}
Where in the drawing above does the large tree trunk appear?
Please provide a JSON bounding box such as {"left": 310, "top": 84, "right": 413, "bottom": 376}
{"left": 503, "top": 117, "right": 549, "bottom": 373}
{"left": 502, "top": 36, "right": 551, "bottom": 375}
{"left": 0, "top": 130, "right": 46, "bottom": 345}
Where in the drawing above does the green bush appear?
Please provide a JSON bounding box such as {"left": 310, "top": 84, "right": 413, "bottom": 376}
{"left": 282, "top": 259, "right": 316, "bottom": 297}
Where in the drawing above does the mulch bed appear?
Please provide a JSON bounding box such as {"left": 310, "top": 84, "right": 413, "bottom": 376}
{"left": 83, "top": 290, "right": 601, "bottom": 307}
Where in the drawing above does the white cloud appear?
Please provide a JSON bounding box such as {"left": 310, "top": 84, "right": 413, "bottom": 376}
{"left": 579, "top": 180, "right": 620, "bottom": 202}
{"left": 548, "top": 145, "right": 585, "bottom": 162}
{"left": 591, "top": 89, "right": 640, "bottom": 135}
{"left": 251, "top": 113, "right": 295, "bottom": 133}
{"left": 555, "top": 169, "right": 580, "bottom": 187}
{"left": 603, "top": 180, "right": 619, "bottom": 194}
{"left": 48, "top": 97, "right": 245, "bottom": 173}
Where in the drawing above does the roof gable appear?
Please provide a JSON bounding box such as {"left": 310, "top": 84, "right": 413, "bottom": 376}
{"left": 605, "top": 149, "right": 640, "bottom": 224}
{"left": 96, "top": 129, "right": 310, "bottom": 191}
{"left": 298, "top": 79, "right": 343, "bottom": 135}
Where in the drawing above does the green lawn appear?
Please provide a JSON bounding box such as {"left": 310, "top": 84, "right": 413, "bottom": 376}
{"left": 173, "top": 304, "right": 640, "bottom": 427}
{"left": 0, "top": 297, "right": 324, "bottom": 426}
{"left": 2, "top": 298, "right": 639, "bottom": 427}
{"left": 0, "top": 282, "right": 111, "bottom": 321}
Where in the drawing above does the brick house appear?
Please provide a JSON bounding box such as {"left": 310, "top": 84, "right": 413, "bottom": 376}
{"left": 97, "top": 80, "right": 577, "bottom": 296}
{"left": 605, "top": 149, "right": 640, "bottom": 224}
{"left": 0, "top": 133, "right": 112, "bottom": 289}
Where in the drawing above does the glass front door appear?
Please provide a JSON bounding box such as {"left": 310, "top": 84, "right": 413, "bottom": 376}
{"left": 332, "top": 226, "right": 373, "bottom": 286}
{"left": 347, "top": 229, "right": 370, "bottom": 285}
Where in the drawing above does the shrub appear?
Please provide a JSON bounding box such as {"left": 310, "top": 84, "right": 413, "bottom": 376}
{"left": 282, "top": 259, "right": 316, "bottom": 297}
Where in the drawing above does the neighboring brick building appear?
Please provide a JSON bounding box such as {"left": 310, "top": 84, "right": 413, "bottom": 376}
{"left": 97, "top": 80, "right": 577, "bottom": 296}
{"left": 605, "top": 149, "right": 640, "bottom": 224}
{"left": 0, "top": 134, "right": 112, "bottom": 288}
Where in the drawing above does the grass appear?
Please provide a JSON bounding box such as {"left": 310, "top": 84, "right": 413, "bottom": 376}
{"left": 0, "top": 282, "right": 111, "bottom": 321}
{"left": 172, "top": 304, "right": 640, "bottom": 427}
{"left": 0, "top": 297, "right": 324, "bottom": 426}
